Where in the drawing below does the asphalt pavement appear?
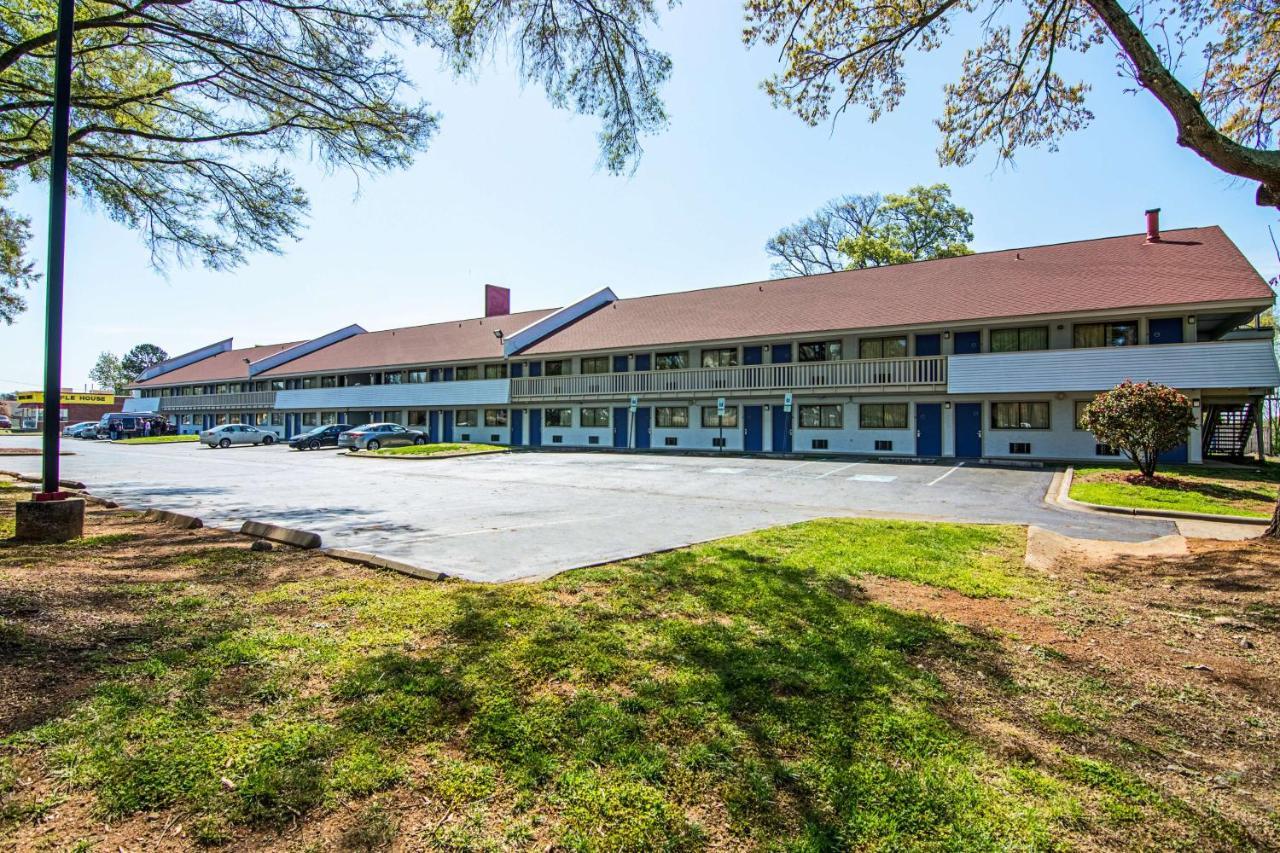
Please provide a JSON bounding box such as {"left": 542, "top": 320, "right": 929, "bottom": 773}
{"left": 0, "top": 436, "right": 1176, "bottom": 581}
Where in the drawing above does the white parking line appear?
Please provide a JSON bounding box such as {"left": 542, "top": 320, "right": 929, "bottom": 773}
{"left": 706, "top": 467, "right": 748, "bottom": 474}
{"left": 927, "top": 462, "right": 965, "bottom": 486}
{"left": 815, "top": 462, "right": 863, "bottom": 479}
{"left": 774, "top": 461, "right": 818, "bottom": 475}
{"left": 849, "top": 474, "right": 896, "bottom": 483}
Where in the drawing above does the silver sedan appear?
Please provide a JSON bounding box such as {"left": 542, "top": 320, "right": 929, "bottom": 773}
{"left": 200, "top": 423, "right": 278, "bottom": 448}
{"left": 337, "top": 422, "right": 427, "bottom": 451}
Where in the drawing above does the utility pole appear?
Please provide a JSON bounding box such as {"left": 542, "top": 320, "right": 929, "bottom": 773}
{"left": 41, "top": 0, "right": 75, "bottom": 496}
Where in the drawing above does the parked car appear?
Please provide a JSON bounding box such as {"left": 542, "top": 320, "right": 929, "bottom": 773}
{"left": 338, "top": 422, "right": 426, "bottom": 451}
{"left": 96, "top": 413, "right": 170, "bottom": 439}
{"left": 0, "top": 415, "right": 12, "bottom": 430}
{"left": 288, "top": 423, "right": 351, "bottom": 451}
{"left": 200, "top": 423, "right": 277, "bottom": 448}
{"left": 63, "top": 421, "right": 99, "bottom": 438}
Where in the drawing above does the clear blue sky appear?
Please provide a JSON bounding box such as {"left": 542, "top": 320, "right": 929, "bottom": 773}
{"left": 2, "top": 4, "right": 1277, "bottom": 391}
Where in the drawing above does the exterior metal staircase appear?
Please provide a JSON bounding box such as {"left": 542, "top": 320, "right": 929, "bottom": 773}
{"left": 1201, "top": 401, "right": 1258, "bottom": 459}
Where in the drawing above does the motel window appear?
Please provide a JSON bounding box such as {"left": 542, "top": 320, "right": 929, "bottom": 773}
{"left": 1073, "top": 322, "right": 1138, "bottom": 348}
{"left": 301, "top": 413, "right": 318, "bottom": 426}
{"left": 301, "top": 377, "right": 318, "bottom": 389}
{"left": 701, "top": 406, "right": 739, "bottom": 428}
{"left": 654, "top": 352, "right": 688, "bottom": 370}
{"left": 270, "top": 380, "right": 285, "bottom": 391}
{"left": 858, "top": 403, "right": 908, "bottom": 429}
{"left": 408, "top": 410, "right": 428, "bottom": 427}
{"left": 701, "top": 348, "right": 738, "bottom": 368}
{"left": 990, "top": 327, "right": 1049, "bottom": 352}
{"left": 180, "top": 415, "right": 192, "bottom": 425}
{"left": 320, "top": 412, "right": 339, "bottom": 425}
{"left": 216, "top": 384, "right": 229, "bottom": 394}
{"left": 545, "top": 408, "right": 573, "bottom": 427}
{"left": 455, "top": 366, "right": 481, "bottom": 381}
{"left": 384, "top": 371, "right": 404, "bottom": 384}
{"left": 484, "top": 364, "right": 508, "bottom": 380}
{"left": 320, "top": 375, "right": 337, "bottom": 388}
{"left": 456, "top": 409, "right": 479, "bottom": 427}
{"left": 543, "top": 360, "right": 568, "bottom": 376}
{"left": 1073, "top": 400, "right": 1104, "bottom": 430}
{"left": 580, "top": 357, "right": 611, "bottom": 375}
{"left": 270, "top": 413, "right": 284, "bottom": 426}
{"left": 800, "top": 340, "right": 846, "bottom": 362}
{"left": 856, "top": 337, "right": 905, "bottom": 360}
{"left": 581, "top": 407, "right": 610, "bottom": 427}
{"left": 991, "top": 402, "right": 1051, "bottom": 430}
{"left": 485, "top": 409, "right": 508, "bottom": 427}
{"left": 407, "top": 370, "right": 428, "bottom": 384}
{"left": 655, "top": 407, "right": 689, "bottom": 427}
{"left": 256, "top": 413, "right": 270, "bottom": 425}
{"left": 216, "top": 414, "right": 229, "bottom": 425}
{"left": 800, "top": 404, "right": 844, "bottom": 429}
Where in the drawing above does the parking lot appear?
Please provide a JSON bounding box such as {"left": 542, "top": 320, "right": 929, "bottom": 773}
{"left": 1, "top": 436, "right": 1176, "bottom": 581}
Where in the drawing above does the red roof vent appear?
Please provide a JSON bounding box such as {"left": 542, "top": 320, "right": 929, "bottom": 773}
{"left": 485, "top": 284, "right": 511, "bottom": 317}
{"left": 1145, "top": 208, "right": 1161, "bottom": 243}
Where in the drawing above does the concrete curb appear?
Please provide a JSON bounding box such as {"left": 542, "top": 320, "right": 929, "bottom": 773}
{"left": 324, "top": 548, "right": 447, "bottom": 580}
{"left": 240, "top": 520, "right": 322, "bottom": 549}
{"left": 4, "top": 472, "right": 86, "bottom": 490}
{"left": 344, "top": 448, "right": 511, "bottom": 461}
{"left": 1053, "top": 466, "right": 1270, "bottom": 526}
{"left": 143, "top": 508, "right": 203, "bottom": 529}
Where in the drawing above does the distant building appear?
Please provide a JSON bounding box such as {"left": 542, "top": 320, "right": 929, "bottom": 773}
{"left": 13, "top": 391, "right": 127, "bottom": 430}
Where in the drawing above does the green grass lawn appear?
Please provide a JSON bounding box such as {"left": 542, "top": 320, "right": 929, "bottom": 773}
{"left": 369, "top": 442, "right": 506, "bottom": 457}
{"left": 1070, "top": 462, "right": 1279, "bottom": 518}
{"left": 3, "top": 516, "right": 1250, "bottom": 849}
{"left": 114, "top": 434, "right": 199, "bottom": 445}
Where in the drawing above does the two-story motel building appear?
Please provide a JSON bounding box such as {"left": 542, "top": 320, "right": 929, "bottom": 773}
{"left": 127, "top": 219, "right": 1280, "bottom": 465}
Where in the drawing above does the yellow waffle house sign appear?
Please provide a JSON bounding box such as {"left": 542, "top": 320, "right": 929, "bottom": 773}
{"left": 16, "top": 392, "right": 116, "bottom": 405}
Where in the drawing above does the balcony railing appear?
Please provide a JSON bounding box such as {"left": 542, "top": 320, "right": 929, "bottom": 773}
{"left": 510, "top": 356, "right": 947, "bottom": 400}
{"left": 152, "top": 391, "right": 278, "bottom": 412}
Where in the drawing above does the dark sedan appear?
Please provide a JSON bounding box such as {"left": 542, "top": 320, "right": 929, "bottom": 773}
{"left": 288, "top": 423, "right": 351, "bottom": 451}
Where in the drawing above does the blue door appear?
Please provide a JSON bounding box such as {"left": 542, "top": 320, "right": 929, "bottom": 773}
{"left": 511, "top": 409, "right": 523, "bottom": 446}
{"left": 916, "top": 403, "right": 942, "bottom": 457}
{"left": 955, "top": 403, "right": 983, "bottom": 458}
{"left": 529, "top": 362, "right": 542, "bottom": 377}
{"left": 510, "top": 363, "right": 524, "bottom": 379}
{"left": 633, "top": 408, "right": 651, "bottom": 449}
{"left": 613, "top": 407, "right": 629, "bottom": 448}
{"left": 1148, "top": 318, "right": 1184, "bottom": 345}
{"left": 1158, "top": 441, "right": 1188, "bottom": 464}
{"left": 771, "top": 406, "right": 792, "bottom": 452}
{"left": 529, "top": 409, "right": 542, "bottom": 445}
{"left": 428, "top": 410, "right": 439, "bottom": 442}
{"left": 634, "top": 354, "right": 651, "bottom": 371}
{"left": 443, "top": 410, "right": 454, "bottom": 442}
{"left": 954, "top": 331, "right": 981, "bottom": 354}
{"left": 442, "top": 367, "right": 454, "bottom": 381}
{"left": 915, "top": 334, "right": 941, "bottom": 356}
{"left": 613, "top": 355, "right": 629, "bottom": 373}
{"left": 771, "top": 344, "right": 793, "bottom": 364}
{"left": 743, "top": 405, "right": 764, "bottom": 452}
{"left": 743, "top": 346, "right": 763, "bottom": 365}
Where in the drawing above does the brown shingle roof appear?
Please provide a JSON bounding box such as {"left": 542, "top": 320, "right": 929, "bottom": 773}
{"left": 259, "top": 309, "right": 556, "bottom": 376}
{"left": 519, "top": 227, "right": 1275, "bottom": 355}
{"left": 133, "top": 341, "right": 304, "bottom": 387}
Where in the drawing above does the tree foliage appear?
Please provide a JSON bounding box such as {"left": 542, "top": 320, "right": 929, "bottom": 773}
{"left": 0, "top": 0, "right": 671, "bottom": 320}
{"left": 767, "top": 184, "right": 973, "bottom": 276}
{"left": 743, "top": 0, "right": 1280, "bottom": 209}
{"left": 1079, "top": 381, "right": 1196, "bottom": 479}
{"left": 88, "top": 351, "right": 128, "bottom": 394}
{"left": 121, "top": 343, "right": 168, "bottom": 380}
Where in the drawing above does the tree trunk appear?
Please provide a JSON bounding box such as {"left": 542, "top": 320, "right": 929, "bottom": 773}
{"left": 1267, "top": 490, "right": 1280, "bottom": 538}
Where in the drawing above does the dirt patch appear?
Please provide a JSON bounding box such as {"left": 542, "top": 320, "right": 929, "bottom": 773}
{"left": 861, "top": 535, "right": 1280, "bottom": 848}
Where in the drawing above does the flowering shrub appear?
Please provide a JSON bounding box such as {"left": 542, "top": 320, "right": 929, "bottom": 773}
{"left": 1079, "top": 381, "right": 1196, "bottom": 479}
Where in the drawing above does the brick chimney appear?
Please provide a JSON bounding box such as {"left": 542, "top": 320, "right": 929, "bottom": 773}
{"left": 1145, "top": 208, "right": 1161, "bottom": 243}
{"left": 484, "top": 284, "right": 511, "bottom": 317}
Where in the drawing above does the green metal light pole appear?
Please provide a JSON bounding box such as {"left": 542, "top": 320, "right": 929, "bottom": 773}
{"left": 40, "top": 0, "right": 76, "bottom": 496}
